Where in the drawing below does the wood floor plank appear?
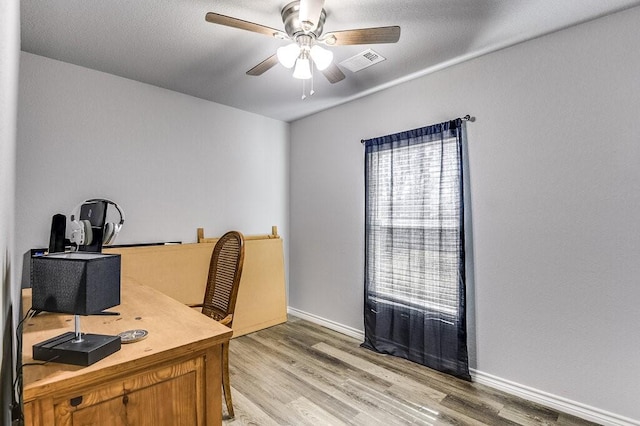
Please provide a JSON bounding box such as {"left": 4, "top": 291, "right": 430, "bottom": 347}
{"left": 222, "top": 317, "right": 597, "bottom": 426}
{"left": 305, "top": 327, "right": 544, "bottom": 423}
{"left": 244, "top": 333, "right": 410, "bottom": 426}
{"left": 382, "top": 382, "right": 490, "bottom": 426}
{"left": 556, "top": 414, "right": 600, "bottom": 426}
{"left": 313, "top": 341, "right": 440, "bottom": 393}
{"left": 298, "top": 320, "right": 482, "bottom": 397}
{"left": 237, "top": 338, "right": 361, "bottom": 423}
{"left": 287, "top": 396, "right": 348, "bottom": 426}
{"left": 441, "top": 393, "right": 521, "bottom": 425}
{"left": 312, "top": 338, "right": 513, "bottom": 425}
{"left": 498, "top": 398, "right": 560, "bottom": 425}
{"left": 248, "top": 328, "right": 396, "bottom": 391}
{"left": 341, "top": 378, "right": 447, "bottom": 424}
{"left": 224, "top": 388, "right": 282, "bottom": 426}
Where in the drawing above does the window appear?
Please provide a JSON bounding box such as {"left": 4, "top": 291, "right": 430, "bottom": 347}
{"left": 367, "top": 139, "right": 461, "bottom": 317}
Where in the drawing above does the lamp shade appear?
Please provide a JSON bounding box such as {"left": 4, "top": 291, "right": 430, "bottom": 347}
{"left": 310, "top": 45, "right": 333, "bottom": 70}
{"left": 31, "top": 252, "right": 121, "bottom": 315}
{"left": 293, "top": 57, "right": 312, "bottom": 79}
{"left": 277, "top": 43, "right": 300, "bottom": 69}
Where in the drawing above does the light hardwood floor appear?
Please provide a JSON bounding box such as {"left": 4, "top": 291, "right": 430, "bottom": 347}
{"left": 223, "top": 316, "right": 597, "bottom": 425}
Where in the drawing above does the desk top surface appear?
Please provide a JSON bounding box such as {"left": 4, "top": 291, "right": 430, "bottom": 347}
{"left": 21, "top": 280, "right": 232, "bottom": 402}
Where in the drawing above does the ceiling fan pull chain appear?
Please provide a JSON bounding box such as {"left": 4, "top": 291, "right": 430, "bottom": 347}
{"left": 310, "top": 61, "right": 315, "bottom": 96}
{"left": 302, "top": 79, "right": 306, "bottom": 100}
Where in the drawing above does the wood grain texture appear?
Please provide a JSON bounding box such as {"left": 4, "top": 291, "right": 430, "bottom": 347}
{"left": 246, "top": 54, "right": 279, "bottom": 76}
{"left": 22, "top": 282, "right": 230, "bottom": 399}
{"left": 324, "top": 26, "right": 401, "bottom": 45}
{"left": 21, "top": 282, "right": 230, "bottom": 426}
{"left": 222, "top": 317, "right": 599, "bottom": 426}
{"left": 205, "top": 12, "right": 287, "bottom": 39}
{"left": 105, "top": 237, "right": 287, "bottom": 337}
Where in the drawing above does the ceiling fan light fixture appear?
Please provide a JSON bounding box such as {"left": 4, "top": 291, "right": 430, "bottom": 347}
{"left": 277, "top": 43, "right": 301, "bottom": 69}
{"left": 206, "top": 0, "right": 399, "bottom": 89}
{"left": 310, "top": 45, "right": 333, "bottom": 70}
{"left": 293, "top": 55, "right": 312, "bottom": 79}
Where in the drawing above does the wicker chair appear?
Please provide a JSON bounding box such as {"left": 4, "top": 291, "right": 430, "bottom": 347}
{"left": 191, "top": 230, "right": 245, "bottom": 418}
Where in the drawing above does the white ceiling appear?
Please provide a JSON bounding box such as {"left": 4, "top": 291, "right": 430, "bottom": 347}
{"left": 21, "top": 0, "right": 640, "bottom": 122}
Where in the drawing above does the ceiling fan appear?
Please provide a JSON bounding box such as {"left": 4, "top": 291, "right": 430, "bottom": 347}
{"left": 205, "top": 0, "right": 401, "bottom": 85}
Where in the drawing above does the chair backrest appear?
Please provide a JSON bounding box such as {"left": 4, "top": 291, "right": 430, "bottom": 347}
{"left": 201, "top": 231, "right": 245, "bottom": 327}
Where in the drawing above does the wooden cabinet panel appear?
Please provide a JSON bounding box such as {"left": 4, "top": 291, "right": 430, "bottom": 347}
{"left": 123, "top": 372, "right": 198, "bottom": 426}
{"left": 51, "top": 358, "right": 203, "bottom": 426}
{"left": 70, "top": 397, "right": 126, "bottom": 426}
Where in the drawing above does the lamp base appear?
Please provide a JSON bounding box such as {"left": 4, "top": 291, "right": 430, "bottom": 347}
{"left": 33, "top": 332, "right": 121, "bottom": 366}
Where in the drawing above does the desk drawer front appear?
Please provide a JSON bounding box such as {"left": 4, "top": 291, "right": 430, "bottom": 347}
{"left": 50, "top": 357, "right": 204, "bottom": 426}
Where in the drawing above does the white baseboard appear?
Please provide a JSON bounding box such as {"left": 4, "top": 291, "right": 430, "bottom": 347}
{"left": 287, "top": 307, "right": 365, "bottom": 341}
{"left": 471, "top": 370, "right": 639, "bottom": 426}
{"left": 287, "top": 306, "right": 639, "bottom": 426}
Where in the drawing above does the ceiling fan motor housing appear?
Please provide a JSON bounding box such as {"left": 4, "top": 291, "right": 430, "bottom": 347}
{"left": 281, "top": 1, "right": 327, "bottom": 40}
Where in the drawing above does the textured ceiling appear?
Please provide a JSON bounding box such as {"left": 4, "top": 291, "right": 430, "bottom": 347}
{"left": 21, "top": 0, "right": 640, "bottom": 122}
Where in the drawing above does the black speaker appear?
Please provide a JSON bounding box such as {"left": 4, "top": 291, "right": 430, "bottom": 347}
{"left": 48, "top": 214, "right": 67, "bottom": 253}
{"left": 31, "top": 252, "right": 121, "bottom": 315}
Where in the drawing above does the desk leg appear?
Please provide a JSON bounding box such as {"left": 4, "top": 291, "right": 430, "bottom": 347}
{"left": 205, "top": 344, "right": 223, "bottom": 426}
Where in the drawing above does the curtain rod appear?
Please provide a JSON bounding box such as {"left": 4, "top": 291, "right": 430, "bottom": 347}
{"left": 361, "top": 115, "right": 474, "bottom": 144}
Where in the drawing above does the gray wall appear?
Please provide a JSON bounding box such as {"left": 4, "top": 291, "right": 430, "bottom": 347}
{"left": 17, "top": 53, "right": 289, "bottom": 288}
{"left": 290, "top": 6, "right": 640, "bottom": 423}
{"left": 1, "top": 0, "right": 19, "bottom": 423}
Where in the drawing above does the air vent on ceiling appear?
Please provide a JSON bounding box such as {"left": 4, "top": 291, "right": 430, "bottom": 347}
{"left": 339, "top": 49, "right": 386, "bottom": 73}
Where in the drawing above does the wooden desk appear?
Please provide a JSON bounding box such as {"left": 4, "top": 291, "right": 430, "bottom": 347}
{"left": 21, "top": 281, "right": 232, "bottom": 426}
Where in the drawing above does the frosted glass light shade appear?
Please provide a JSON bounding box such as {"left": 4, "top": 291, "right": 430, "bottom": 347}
{"left": 310, "top": 45, "right": 333, "bottom": 70}
{"left": 293, "top": 57, "right": 312, "bottom": 79}
{"left": 277, "top": 43, "right": 301, "bottom": 69}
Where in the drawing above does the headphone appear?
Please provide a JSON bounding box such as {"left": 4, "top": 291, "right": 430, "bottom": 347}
{"left": 69, "top": 199, "right": 125, "bottom": 246}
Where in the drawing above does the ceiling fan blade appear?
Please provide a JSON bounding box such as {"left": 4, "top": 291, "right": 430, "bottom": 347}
{"left": 299, "top": 0, "right": 325, "bottom": 31}
{"left": 246, "top": 54, "right": 279, "bottom": 76}
{"left": 321, "top": 62, "right": 345, "bottom": 84}
{"left": 205, "top": 12, "right": 288, "bottom": 39}
{"left": 322, "top": 26, "right": 400, "bottom": 45}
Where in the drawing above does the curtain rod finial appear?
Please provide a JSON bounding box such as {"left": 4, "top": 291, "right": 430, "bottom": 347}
{"left": 462, "top": 115, "right": 475, "bottom": 122}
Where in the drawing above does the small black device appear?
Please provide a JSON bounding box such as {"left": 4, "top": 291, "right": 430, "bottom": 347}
{"left": 48, "top": 213, "right": 67, "bottom": 253}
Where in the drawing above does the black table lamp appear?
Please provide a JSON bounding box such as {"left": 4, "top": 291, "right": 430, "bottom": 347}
{"left": 31, "top": 252, "right": 122, "bottom": 366}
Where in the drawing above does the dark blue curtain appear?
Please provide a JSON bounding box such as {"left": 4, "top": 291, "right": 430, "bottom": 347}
{"left": 362, "top": 119, "right": 470, "bottom": 381}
